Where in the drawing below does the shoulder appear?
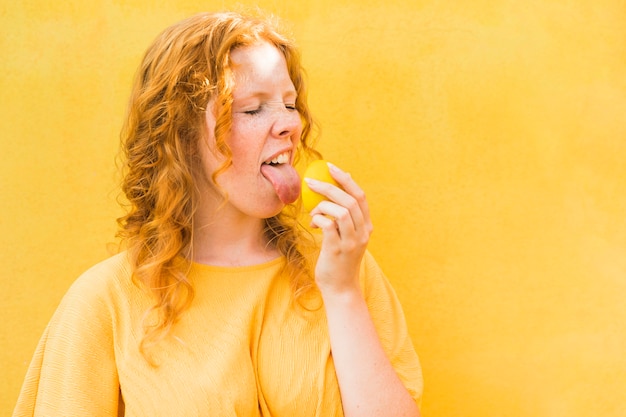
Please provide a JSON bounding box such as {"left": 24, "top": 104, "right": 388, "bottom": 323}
{"left": 54, "top": 252, "right": 135, "bottom": 321}
{"left": 77, "top": 251, "right": 132, "bottom": 281}
{"left": 358, "top": 251, "right": 409, "bottom": 331}
{"left": 68, "top": 251, "right": 132, "bottom": 293}
{"left": 15, "top": 255, "right": 130, "bottom": 415}
{"left": 357, "top": 251, "right": 424, "bottom": 402}
{"left": 360, "top": 249, "right": 382, "bottom": 275}
{"left": 359, "top": 250, "right": 390, "bottom": 294}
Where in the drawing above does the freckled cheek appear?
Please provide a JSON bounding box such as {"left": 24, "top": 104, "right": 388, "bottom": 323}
{"left": 294, "top": 121, "right": 304, "bottom": 143}
{"left": 230, "top": 121, "right": 269, "bottom": 150}
{"left": 227, "top": 128, "right": 266, "bottom": 174}
{"left": 234, "top": 117, "right": 269, "bottom": 134}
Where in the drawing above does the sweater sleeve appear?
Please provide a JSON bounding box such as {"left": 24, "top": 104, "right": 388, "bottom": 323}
{"left": 13, "top": 263, "right": 122, "bottom": 417}
{"left": 360, "top": 250, "right": 424, "bottom": 406}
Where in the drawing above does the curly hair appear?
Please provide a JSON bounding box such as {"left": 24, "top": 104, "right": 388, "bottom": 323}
{"left": 116, "top": 10, "right": 320, "bottom": 360}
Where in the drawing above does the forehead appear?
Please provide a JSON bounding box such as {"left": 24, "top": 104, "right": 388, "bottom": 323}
{"left": 230, "top": 42, "right": 294, "bottom": 96}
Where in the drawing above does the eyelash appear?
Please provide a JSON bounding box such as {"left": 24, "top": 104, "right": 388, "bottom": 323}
{"left": 243, "top": 104, "right": 297, "bottom": 115}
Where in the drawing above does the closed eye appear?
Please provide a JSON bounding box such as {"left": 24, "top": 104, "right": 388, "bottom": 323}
{"left": 243, "top": 108, "right": 262, "bottom": 115}
{"left": 241, "top": 103, "right": 298, "bottom": 115}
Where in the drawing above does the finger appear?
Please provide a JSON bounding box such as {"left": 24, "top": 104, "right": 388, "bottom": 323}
{"left": 326, "top": 163, "right": 373, "bottom": 235}
{"left": 305, "top": 176, "right": 364, "bottom": 228}
{"left": 311, "top": 200, "right": 359, "bottom": 239}
{"left": 304, "top": 178, "right": 352, "bottom": 217}
{"left": 310, "top": 212, "right": 341, "bottom": 242}
{"left": 304, "top": 166, "right": 372, "bottom": 236}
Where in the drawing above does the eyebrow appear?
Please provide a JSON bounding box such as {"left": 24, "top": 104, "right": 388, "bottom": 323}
{"left": 235, "top": 88, "right": 297, "bottom": 98}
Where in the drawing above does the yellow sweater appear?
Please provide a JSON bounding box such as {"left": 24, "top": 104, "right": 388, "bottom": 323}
{"left": 14, "top": 251, "right": 422, "bottom": 416}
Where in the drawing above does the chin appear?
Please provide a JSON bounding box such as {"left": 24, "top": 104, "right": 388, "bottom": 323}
{"left": 246, "top": 201, "right": 285, "bottom": 220}
{"left": 267, "top": 201, "right": 290, "bottom": 218}
{"left": 263, "top": 206, "right": 286, "bottom": 219}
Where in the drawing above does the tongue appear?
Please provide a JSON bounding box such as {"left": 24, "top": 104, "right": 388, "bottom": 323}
{"left": 260, "top": 163, "right": 302, "bottom": 204}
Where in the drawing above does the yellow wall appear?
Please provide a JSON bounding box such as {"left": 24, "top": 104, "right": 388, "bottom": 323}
{"left": 2, "top": 0, "right": 625, "bottom": 415}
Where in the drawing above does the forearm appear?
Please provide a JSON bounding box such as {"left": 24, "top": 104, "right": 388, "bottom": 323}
{"left": 322, "top": 288, "right": 420, "bottom": 417}
{"left": 307, "top": 161, "right": 420, "bottom": 415}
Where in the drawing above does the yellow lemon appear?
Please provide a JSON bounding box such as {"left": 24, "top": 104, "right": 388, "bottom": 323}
{"left": 301, "top": 160, "right": 340, "bottom": 212}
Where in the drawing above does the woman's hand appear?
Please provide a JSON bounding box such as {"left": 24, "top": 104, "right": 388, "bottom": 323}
{"left": 305, "top": 162, "right": 373, "bottom": 295}
{"left": 304, "top": 162, "right": 420, "bottom": 417}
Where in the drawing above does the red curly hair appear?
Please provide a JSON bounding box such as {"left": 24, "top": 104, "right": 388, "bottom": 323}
{"left": 117, "top": 10, "right": 320, "bottom": 359}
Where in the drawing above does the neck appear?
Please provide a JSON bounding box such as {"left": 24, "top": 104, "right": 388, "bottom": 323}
{"left": 192, "top": 206, "right": 279, "bottom": 267}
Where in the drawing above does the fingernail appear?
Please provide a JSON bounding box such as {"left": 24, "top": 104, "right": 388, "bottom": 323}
{"left": 327, "top": 162, "right": 349, "bottom": 176}
{"left": 327, "top": 162, "right": 340, "bottom": 173}
{"left": 304, "top": 177, "right": 319, "bottom": 185}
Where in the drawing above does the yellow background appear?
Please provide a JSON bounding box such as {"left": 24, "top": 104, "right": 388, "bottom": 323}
{"left": 2, "top": 0, "right": 625, "bottom": 416}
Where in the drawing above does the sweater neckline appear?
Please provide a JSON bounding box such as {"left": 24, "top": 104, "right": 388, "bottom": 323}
{"left": 189, "top": 255, "right": 286, "bottom": 274}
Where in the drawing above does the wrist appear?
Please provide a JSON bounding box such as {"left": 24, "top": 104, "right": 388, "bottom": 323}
{"left": 317, "top": 282, "right": 364, "bottom": 305}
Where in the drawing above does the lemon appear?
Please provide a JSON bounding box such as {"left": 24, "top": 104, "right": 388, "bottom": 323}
{"left": 301, "top": 160, "right": 340, "bottom": 212}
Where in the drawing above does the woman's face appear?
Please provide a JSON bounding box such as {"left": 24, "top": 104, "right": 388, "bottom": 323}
{"left": 197, "top": 41, "right": 303, "bottom": 220}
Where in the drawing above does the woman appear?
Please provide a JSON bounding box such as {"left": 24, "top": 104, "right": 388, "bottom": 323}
{"left": 14, "top": 10, "right": 423, "bottom": 417}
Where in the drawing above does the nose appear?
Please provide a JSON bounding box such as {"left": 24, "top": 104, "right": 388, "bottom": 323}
{"left": 271, "top": 106, "right": 302, "bottom": 139}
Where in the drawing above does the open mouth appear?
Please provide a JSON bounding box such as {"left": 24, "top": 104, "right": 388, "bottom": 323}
{"left": 263, "top": 151, "right": 290, "bottom": 166}
{"left": 260, "top": 151, "right": 300, "bottom": 204}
